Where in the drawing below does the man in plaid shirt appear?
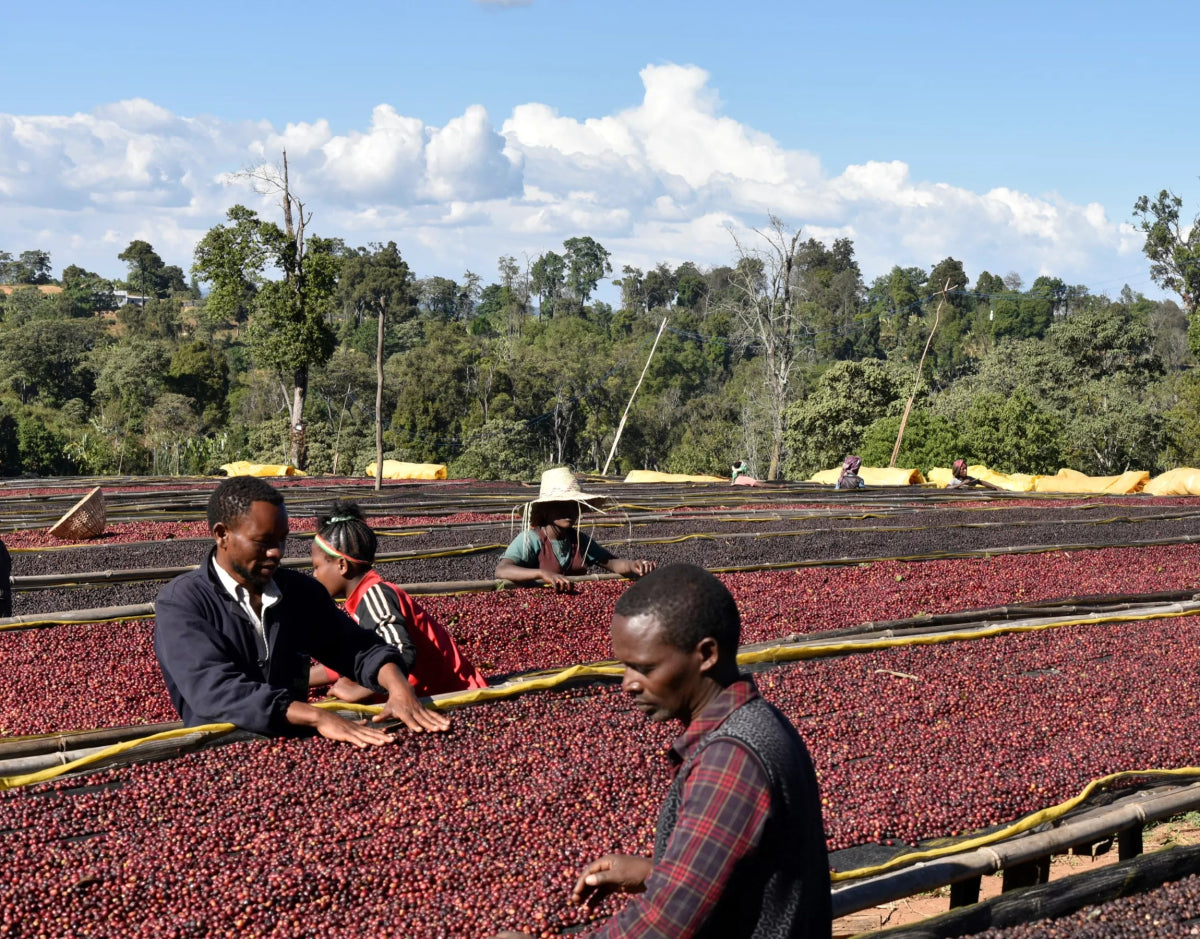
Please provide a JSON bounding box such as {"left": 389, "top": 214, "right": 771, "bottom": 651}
{"left": 493, "top": 564, "right": 831, "bottom": 938}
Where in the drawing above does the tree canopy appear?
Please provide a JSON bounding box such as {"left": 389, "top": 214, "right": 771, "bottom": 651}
{"left": 0, "top": 204, "right": 1194, "bottom": 480}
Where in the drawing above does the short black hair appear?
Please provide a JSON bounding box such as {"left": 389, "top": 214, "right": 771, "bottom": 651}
{"left": 614, "top": 564, "right": 740, "bottom": 658}
{"left": 207, "top": 476, "right": 284, "bottom": 530}
{"left": 316, "top": 499, "right": 377, "bottom": 573}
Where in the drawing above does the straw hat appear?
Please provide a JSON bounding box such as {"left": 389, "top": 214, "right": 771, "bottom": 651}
{"left": 47, "top": 486, "right": 107, "bottom": 540}
{"left": 530, "top": 467, "right": 610, "bottom": 509}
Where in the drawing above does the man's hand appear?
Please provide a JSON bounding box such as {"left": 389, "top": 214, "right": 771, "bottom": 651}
{"left": 376, "top": 663, "right": 451, "bottom": 733}
{"left": 571, "top": 853, "right": 652, "bottom": 905}
{"left": 488, "top": 933, "right": 534, "bottom": 939}
{"left": 373, "top": 692, "right": 451, "bottom": 733}
{"left": 314, "top": 711, "right": 398, "bottom": 748}
{"left": 287, "top": 702, "right": 397, "bottom": 748}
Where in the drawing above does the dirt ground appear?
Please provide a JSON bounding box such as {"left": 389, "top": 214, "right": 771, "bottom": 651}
{"left": 832, "top": 815, "right": 1200, "bottom": 937}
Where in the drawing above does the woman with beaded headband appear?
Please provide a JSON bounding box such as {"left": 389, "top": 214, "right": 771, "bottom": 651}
{"left": 309, "top": 499, "right": 486, "bottom": 702}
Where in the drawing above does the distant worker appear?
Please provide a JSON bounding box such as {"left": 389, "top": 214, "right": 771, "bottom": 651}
{"left": 947, "top": 459, "right": 1001, "bottom": 491}
{"left": 731, "top": 459, "right": 764, "bottom": 486}
{"left": 155, "top": 477, "right": 450, "bottom": 746}
{"left": 0, "top": 537, "right": 10, "bottom": 618}
{"left": 489, "top": 564, "right": 832, "bottom": 939}
{"left": 309, "top": 499, "right": 487, "bottom": 701}
{"left": 836, "top": 455, "right": 865, "bottom": 490}
{"left": 495, "top": 468, "right": 656, "bottom": 592}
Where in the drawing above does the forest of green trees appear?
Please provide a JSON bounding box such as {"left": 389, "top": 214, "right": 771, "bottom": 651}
{"left": 2, "top": 184, "right": 1199, "bottom": 483}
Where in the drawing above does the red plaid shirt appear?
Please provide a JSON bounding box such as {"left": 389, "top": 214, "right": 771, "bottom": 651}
{"left": 585, "top": 679, "right": 774, "bottom": 938}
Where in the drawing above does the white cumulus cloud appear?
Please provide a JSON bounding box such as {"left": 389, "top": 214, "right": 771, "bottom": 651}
{"left": 0, "top": 63, "right": 1147, "bottom": 296}
{"left": 423, "top": 105, "right": 523, "bottom": 202}
{"left": 319, "top": 105, "right": 427, "bottom": 196}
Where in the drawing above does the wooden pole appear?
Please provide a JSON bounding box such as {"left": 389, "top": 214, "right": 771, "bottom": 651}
{"left": 602, "top": 317, "right": 669, "bottom": 476}
{"left": 375, "top": 301, "right": 386, "bottom": 492}
{"left": 9, "top": 540, "right": 1200, "bottom": 615}
{"left": 830, "top": 782, "right": 1200, "bottom": 919}
{"left": 331, "top": 383, "right": 353, "bottom": 477}
{"left": 890, "top": 280, "right": 951, "bottom": 468}
{"left": 845, "top": 841, "right": 1200, "bottom": 937}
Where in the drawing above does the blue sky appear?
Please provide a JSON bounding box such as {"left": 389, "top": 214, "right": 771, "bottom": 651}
{"left": 1, "top": 0, "right": 1195, "bottom": 299}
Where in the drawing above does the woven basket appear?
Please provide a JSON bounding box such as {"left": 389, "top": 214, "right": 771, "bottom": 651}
{"left": 47, "top": 486, "right": 107, "bottom": 541}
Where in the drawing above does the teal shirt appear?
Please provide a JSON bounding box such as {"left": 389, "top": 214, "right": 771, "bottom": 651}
{"left": 501, "top": 529, "right": 614, "bottom": 569}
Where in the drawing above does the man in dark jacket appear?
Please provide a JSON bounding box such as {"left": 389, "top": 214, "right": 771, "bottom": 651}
{"left": 492, "top": 564, "right": 831, "bottom": 939}
{"left": 154, "top": 476, "right": 449, "bottom": 746}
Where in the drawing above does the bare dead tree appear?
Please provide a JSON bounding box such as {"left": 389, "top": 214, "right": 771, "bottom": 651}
{"left": 267, "top": 154, "right": 309, "bottom": 466}
{"left": 236, "top": 151, "right": 318, "bottom": 467}
{"left": 722, "top": 215, "right": 809, "bottom": 480}
{"left": 243, "top": 151, "right": 311, "bottom": 273}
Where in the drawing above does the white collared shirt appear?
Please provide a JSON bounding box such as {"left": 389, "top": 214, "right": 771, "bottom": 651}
{"left": 210, "top": 556, "right": 283, "bottom": 664}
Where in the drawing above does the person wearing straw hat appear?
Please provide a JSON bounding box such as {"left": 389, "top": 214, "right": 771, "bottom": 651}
{"left": 154, "top": 476, "right": 450, "bottom": 746}
{"left": 495, "top": 467, "right": 656, "bottom": 592}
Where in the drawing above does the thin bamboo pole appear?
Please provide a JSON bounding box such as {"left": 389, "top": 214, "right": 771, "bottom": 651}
{"left": 374, "top": 300, "right": 385, "bottom": 492}
{"left": 861, "top": 843, "right": 1200, "bottom": 939}
{"left": 15, "top": 523, "right": 1200, "bottom": 592}
{"left": 8, "top": 536, "right": 1200, "bottom": 628}
{"left": 602, "top": 317, "right": 669, "bottom": 476}
{"left": 0, "top": 720, "right": 186, "bottom": 759}
{"left": 830, "top": 782, "right": 1200, "bottom": 918}
{"left": 891, "top": 279, "right": 951, "bottom": 468}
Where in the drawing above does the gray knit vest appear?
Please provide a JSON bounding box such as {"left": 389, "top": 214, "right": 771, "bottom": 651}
{"left": 654, "top": 696, "right": 832, "bottom": 939}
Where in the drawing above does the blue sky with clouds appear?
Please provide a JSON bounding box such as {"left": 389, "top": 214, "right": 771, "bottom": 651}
{"left": 1, "top": 0, "right": 1195, "bottom": 299}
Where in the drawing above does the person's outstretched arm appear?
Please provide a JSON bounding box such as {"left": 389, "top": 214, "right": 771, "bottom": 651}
{"left": 154, "top": 583, "right": 294, "bottom": 735}
{"left": 355, "top": 582, "right": 419, "bottom": 673}
{"left": 495, "top": 557, "right": 574, "bottom": 591}
{"left": 491, "top": 742, "right": 773, "bottom": 939}
{"left": 283, "top": 699, "right": 402, "bottom": 747}
{"left": 496, "top": 531, "right": 574, "bottom": 591}
{"left": 580, "top": 742, "right": 771, "bottom": 938}
{"left": 583, "top": 534, "right": 655, "bottom": 580}
{"left": 371, "top": 662, "right": 450, "bottom": 733}
{"left": 600, "top": 557, "right": 656, "bottom": 579}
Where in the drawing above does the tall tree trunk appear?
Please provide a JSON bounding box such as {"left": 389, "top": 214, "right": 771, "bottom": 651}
{"left": 375, "top": 302, "right": 385, "bottom": 492}
{"left": 281, "top": 151, "right": 295, "bottom": 247}
{"left": 768, "top": 402, "right": 783, "bottom": 481}
{"left": 289, "top": 366, "right": 308, "bottom": 468}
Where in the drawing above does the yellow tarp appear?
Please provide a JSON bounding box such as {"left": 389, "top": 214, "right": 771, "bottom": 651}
{"left": 810, "top": 466, "right": 926, "bottom": 486}
{"left": 364, "top": 460, "right": 447, "bottom": 481}
{"left": 973, "top": 467, "right": 1038, "bottom": 491}
{"left": 219, "top": 461, "right": 306, "bottom": 477}
{"left": 623, "top": 470, "right": 727, "bottom": 483}
{"left": 927, "top": 465, "right": 1150, "bottom": 494}
{"left": 925, "top": 464, "right": 1037, "bottom": 492}
{"left": 1033, "top": 468, "right": 1148, "bottom": 495}
{"left": 1144, "top": 467, "right": 1200, "bottom": 496}
{"left": 926, "top": 467, "right": 957, "bottom": 488}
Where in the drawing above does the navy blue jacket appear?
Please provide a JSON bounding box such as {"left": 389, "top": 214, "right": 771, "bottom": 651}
{"left": 154, "top": 551, "right": 405, "bottom": 735}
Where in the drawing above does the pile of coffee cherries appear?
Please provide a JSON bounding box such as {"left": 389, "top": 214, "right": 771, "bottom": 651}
{"left": 4, "top": 613, "right": 1200, "bottom": 935}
